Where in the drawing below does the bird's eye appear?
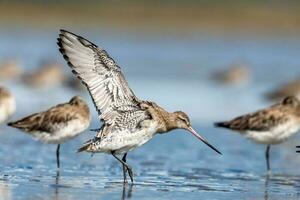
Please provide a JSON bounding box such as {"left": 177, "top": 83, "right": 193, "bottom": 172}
{"left": 180, "top": 117, "right": 188, "bottom": 125}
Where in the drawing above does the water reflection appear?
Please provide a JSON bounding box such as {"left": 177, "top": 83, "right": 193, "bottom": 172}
{"left": 264, "top": 175, "right": 270, "bottom": 200}
{"left": 0, "top": 183, "right": 11, "bottom": 200}
{"left": 121, "top": 184, "right": 133, "bottom": 200}
{"left": 53, "top": 171, "right": 60, "bottom": 200}
{"left": 0, "top": 29, "right": 300, "bottom": 200}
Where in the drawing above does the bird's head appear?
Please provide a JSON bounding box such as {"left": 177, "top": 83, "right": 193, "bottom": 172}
{"left": 173, "top": 111, "right": 191, "bottom": 129}
{"left": 173, "top": 111, "right": 221, "bottom": 154}
{"left": 281, "top": 96, "right": 300, "bottom": 116}
{"left": 69, "top": 96, "right": 84, "bottom": 104}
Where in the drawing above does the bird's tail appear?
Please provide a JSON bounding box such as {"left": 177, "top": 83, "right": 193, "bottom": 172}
{"left": 7, "top": 112, "right": 42, "bottom": 132}
{"left": 214, "top": 121, "right": 230, "bottom": 128}
{"left": 7, "top": 121, "right": 29, "bottom": 130}
{"left": 77, "top": 137, "right": 100, "bottom": 153}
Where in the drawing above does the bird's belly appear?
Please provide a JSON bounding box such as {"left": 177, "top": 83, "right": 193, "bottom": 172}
{"left": 0, "top": 105, "right": 8, "bottom": 124}
{"left": 98, "top": 120, "right": 158, "bottom": 154}
{"left": 0, "top": 98, "right": 15, "bottom": 123}
{"left": 30, "top": 119, "right": 89, "bottom": 144}
{"left": 244, "top": 121, "right": 300, "bottom": 144}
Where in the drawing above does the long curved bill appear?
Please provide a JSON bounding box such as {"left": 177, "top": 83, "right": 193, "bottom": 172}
{"left": 187, "top": 126, "right": 222, "bottom": 154}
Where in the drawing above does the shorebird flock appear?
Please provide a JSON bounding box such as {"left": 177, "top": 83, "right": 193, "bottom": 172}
{"left": 0, "top": 30, "right": 299, "bottom": 183}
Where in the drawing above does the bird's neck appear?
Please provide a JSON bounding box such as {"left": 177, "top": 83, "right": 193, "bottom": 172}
{"left": 147, "top": 102, "right": 178, "bottom": 133}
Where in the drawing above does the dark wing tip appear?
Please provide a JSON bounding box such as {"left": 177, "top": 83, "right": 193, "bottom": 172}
{"left": 58, "top": 29, "right": 98, "bottom": 48}
{"left": 77, "top": 141, "right": 92, "bottom": 153}
{"left": 59, "top": 29, "right": 78, "bottom": 37}
{"left": 214, "top": 121, "right": 230, "bottom": 128}
{"left": 77, "top": 146, "right": 87, "bottom": 153}
{"left": 7, "top": 121, "right": 14, "bottom": 127}
{"left": 7, "top": 121, "right": 23, "bottom": 129}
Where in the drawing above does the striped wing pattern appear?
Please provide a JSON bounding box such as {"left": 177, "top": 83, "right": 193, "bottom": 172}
{"left": 58, "top": 30, "right": 141, "bottom": 125}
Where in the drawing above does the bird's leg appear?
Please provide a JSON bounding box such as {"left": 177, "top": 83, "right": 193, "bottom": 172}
{"left": 265, "top": 145, "right": 271, "bottom": 172}
{"left": 296, "top": 146, "right": 300, "bottom": 153}
{"left": 112, "top": 152, "right": 133, "bottom": 183}
{"left": 122, "top": 153, "right": 128, "bottom": 184}
{"left": 56, "top": 144, "right": 60, "bottom": 170}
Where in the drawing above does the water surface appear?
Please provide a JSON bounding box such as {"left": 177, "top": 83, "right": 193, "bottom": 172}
{"left": 0, "top": 29, "right": 299, "bottom": 199}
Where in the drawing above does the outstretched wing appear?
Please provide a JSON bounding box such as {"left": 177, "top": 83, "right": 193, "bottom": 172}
{"left": 57, "top": 30, "right": 140, "bottom": 124}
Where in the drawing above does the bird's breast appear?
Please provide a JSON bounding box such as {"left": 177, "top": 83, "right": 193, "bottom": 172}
{"left": 244, "top": 119, "right": 300, "bottom": 144}
{"left": 97, "top": 119, "right": 159, "bottom": 154}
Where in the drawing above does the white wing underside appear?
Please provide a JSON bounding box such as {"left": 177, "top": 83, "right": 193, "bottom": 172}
{"left": 58, "top": 30, "right": 144, "bottom": 126}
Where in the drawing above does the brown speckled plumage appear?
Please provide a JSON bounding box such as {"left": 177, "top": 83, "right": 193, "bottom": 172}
{"left": 140, "top": 101, "right": 191, "bottom": 133}
{"left": 8, "top": 96, "right": 90, "bottom": 134}
{"left": 215, "top": 96, "right": 300, "bottom": 132}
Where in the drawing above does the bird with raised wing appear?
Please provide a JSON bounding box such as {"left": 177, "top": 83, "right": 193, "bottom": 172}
{"left": 7, "top": 96, "right": 91, "bottom": 169}
{"left": 215, "top": 96, "right": 300, "bottom": 172}
{"left": 57, "top": 30, "right": 221, "bottom": 183}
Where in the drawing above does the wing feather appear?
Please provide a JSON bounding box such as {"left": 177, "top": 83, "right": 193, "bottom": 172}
{"left": 58, "top": 30, "right": 140, "bottom": 125}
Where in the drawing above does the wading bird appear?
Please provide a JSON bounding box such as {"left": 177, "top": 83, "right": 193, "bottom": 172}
{"left": 215, "top": 96, "right": 300, "bottom": 172}
{"left": 7, "top": 96, "right": 90, "bottom": 169}
{"left": 57, "top": 30, "right": 221, "bottom": 183}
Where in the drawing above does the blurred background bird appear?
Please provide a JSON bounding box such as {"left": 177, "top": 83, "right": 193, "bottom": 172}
{"left": 0, "top": 60, "right": 22, "bottom": 82}
{"left": 23, "top": 61, "right": 65, "bottom": 89}
{"left": 0, "top": 86, "right": 16, "bottom": 124}
{"left": 211, "top": 62, "right": 250, "bottom": 86}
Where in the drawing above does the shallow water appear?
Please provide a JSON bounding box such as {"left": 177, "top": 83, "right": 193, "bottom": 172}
{"left": 0, "top": 29, "right": 300, "bottom": 199}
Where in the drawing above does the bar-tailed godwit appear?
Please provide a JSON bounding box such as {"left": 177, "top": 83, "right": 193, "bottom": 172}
{"left": 212, "top": 63, "right": 250, "bottom": 86}
{"left": 0, "top": 87, "right": 16, "bottom": 124}
{"left": 0, "top": 60, "right": 22, "bottom": 81}
{"left": 7, "top": 96, "right": 91, "bottom": 169}
{"left": 57, "top": 30, "right": 221, "bottom": 183}
{"left": 23, "top": 62, "right": 65, "bottom": 89}
{"left": 215, "top": 96, "right": 300, "bottom": 172}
